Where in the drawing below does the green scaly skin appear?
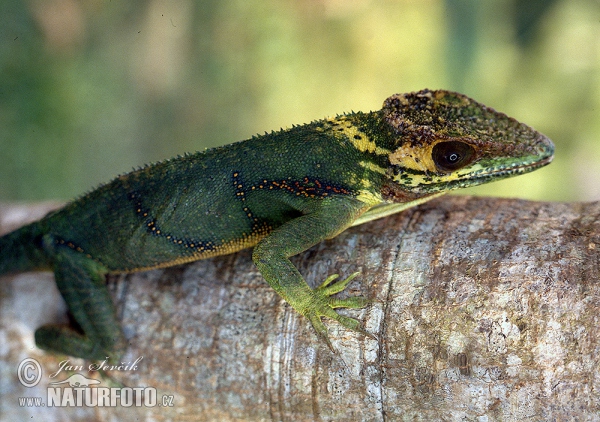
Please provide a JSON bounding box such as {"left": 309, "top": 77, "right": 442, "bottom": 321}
{"left": 0, "top": 89, "right": 554, "bottom": 359}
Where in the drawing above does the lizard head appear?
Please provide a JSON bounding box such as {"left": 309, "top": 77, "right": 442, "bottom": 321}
{"left": 380, "top": 89, "right": 554, "bottom": 199}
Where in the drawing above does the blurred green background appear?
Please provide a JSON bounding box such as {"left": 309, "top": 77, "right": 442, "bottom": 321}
{"left": 0, "top": 0, "right": 598, "bottom": 202}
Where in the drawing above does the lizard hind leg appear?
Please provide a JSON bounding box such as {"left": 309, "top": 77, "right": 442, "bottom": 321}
{"left": 35, "top": 240, "right": 126, "bottom": 361}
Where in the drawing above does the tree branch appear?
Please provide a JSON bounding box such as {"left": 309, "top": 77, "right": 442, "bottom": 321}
{"left": 1, "top": 197, "right": 599, "bottom": 420}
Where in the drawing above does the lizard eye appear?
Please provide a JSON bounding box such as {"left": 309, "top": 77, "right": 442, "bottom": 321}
{"left": 432, "top": 141, "right": 476, "bottom": 172}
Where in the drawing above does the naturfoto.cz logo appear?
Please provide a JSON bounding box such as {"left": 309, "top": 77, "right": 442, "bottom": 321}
{"left": 17, "top": 357, "right": 175, "bottom": 408}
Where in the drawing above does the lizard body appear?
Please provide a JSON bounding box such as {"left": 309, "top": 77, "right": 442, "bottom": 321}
{"left": 0, "top": 89, "right": 554, "bottom": 359}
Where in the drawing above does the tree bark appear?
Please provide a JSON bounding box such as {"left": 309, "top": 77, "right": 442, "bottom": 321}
{"left": 1, "top": 197, "right": 599, "bottom": 421}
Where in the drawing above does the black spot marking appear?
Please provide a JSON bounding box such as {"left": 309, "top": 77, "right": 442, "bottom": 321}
{"left": 231, "top": 172, "right": 353, "bottom": 206}
{"left": 128, "top": 191, "right": 216, "bottom": 252}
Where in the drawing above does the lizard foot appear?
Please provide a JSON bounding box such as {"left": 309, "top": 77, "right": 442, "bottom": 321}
{"left": 305, "top": 272, "right": 376, "bottom": 351}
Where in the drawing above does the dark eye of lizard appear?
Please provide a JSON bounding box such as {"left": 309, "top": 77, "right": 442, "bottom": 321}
{"left": 432, "top": 141, "right": 476, "bottom": 172}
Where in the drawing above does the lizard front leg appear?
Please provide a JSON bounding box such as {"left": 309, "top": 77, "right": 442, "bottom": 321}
{"left": 251, "top": 197, "right": 374, "bottom": 350}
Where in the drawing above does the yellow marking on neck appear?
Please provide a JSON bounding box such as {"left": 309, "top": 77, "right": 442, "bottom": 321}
{"left": 329, "top": 117, "right": 391, "bottom": 156}
{"left": 359, "top": 161, "right": 386, "bottom": 175}
{"left": 356, "top": 188, "right": 383, "bottom": 206}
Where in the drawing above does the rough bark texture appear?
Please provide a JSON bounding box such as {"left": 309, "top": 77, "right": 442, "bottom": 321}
{"left": 1, "top": 197, "right": 599, "bottom": 421}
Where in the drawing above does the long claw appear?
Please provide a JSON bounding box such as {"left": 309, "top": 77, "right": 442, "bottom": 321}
{"left": 316, "top": 273, "right": 340, "bottom": 290}
{"left": 306, "top": 313, "right": 335, "bottom": 352}
{"left": 316, "top": 271, "right": 360, "bottom": 296}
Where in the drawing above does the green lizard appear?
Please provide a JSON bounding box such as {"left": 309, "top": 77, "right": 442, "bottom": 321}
{"left": 0, "top": 89, "right": 553, "bottom": 360}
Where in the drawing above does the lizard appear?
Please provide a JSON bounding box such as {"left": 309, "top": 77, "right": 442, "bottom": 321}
{"left": 0, "top": 89, "right": 554, "bottom": 360}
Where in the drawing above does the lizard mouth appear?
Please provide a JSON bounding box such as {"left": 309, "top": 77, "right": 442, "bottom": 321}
{"left": 481, "top": 153, "right": 554, "bottom": 179}
{"left": 455, "top": 133, "right": 555, "bottom": 183}
{"left": 416, "top": 152, "right": 554, "bottom": 193}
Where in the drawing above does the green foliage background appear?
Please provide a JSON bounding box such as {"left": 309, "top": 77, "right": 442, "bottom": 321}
{"left": 1, "top": 0, "right": 598, "bottom": 202}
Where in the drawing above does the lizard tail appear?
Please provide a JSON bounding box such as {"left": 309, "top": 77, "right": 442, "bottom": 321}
{"left": 0, "top": 223, "right": 50, "bottom": 275}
